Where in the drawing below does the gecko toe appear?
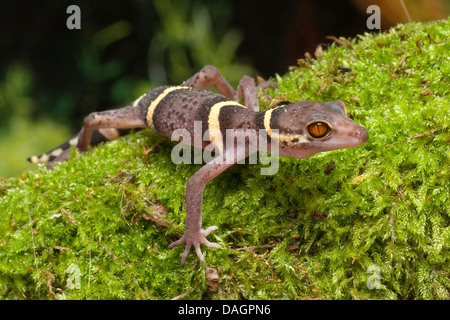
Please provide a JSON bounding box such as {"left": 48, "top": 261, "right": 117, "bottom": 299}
{"left": 202, "top": 226, "right": 219, "bottom": 237}
{"left": 180, "top": 243, "right": 192, "bottom": 267}
{"left": 203, "top": 239, "right": 222, "bottom": 249}
{"left": 170, "top": 226, "right": 221, "bottom": 266}
{"left": 194, "top": 245, "right": 206, "bottom": 263}
{"left": 168, "top": 235, "right": 186, "bottom": 250}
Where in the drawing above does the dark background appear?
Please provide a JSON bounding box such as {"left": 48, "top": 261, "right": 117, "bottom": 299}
{"left": 0, "top": 0, "right": 448, "bottom": 176}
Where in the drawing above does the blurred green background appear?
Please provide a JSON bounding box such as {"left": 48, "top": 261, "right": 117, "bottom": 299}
{"left": 0, "top": 0, "right": 254, "bottom": 177}
{"left": 1, "top": 0, "right": 448, "bottom": 178}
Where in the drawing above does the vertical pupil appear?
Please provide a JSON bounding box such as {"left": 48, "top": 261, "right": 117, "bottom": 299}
{"left": 316, "top": 123, "right": 326, "bottom": 135}
{"left": 308, "top": 122, "right": 329, "bottom": 138}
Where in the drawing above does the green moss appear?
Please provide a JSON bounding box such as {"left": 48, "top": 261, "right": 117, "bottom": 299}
{"left": 1, "top": 18, "right": 449, "bottom": 299}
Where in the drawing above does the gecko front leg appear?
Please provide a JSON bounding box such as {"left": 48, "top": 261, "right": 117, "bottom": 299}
{"left": 169, "top": 146, "right": 248, "bottom": 266}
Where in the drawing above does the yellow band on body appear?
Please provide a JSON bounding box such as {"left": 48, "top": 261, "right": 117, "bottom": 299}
{"left": 208, "top": 101, "right": 245, "bottom": 153}
{"left": 146, "top": 86, "right": 190, "bottom": 130}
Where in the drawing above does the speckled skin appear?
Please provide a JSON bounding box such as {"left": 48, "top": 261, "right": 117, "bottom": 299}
{"left": 28, "top": 65, "right": 368, "bottom": 267}
{"left": 138, "top": 86, "right": 260, "bottom": 151}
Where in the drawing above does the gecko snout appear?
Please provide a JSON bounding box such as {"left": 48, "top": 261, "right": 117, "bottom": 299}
{"left": 357, "top": 126, "right": 369, "bottom": 143}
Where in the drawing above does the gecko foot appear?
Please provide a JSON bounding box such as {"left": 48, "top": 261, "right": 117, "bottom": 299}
{"left": 168, "top": 226, "right": 222, "bottom": 267}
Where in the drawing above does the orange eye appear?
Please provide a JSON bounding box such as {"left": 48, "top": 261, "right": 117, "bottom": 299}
{"left": 307, "top": 121, "right": 331, "bottom": 139}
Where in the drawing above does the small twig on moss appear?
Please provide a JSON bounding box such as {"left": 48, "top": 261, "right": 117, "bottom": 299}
{"left": 143, "top": 141, "right": 162, "bottom": 155}
{"left": 325, "top": 35, "right": 353, "bottom": 49}
{"left": 53, "top": 246, "right": 70, "bottom": 251}
{"left": 41, "top": 270, "right": 58, "bottom": 300}
{"left": 143, "top": 209, "right": 183, "bottom": 238}
{"left": 60, "top": 208, "right": 75, "bottom": 224}
{"left": 236, "top": 243, "right": 276, "bottom": 252}
{"left": 101, "top": 243, "right": 120, "bottom": 262}
{"left": 391, "top": 55, "right": 412, "bottom": 78}
{"left": 299, "top": 295, "right": 325, "bottom": 300}
{"left": 411, "top": 132, "right": 429, "bottom": 140}
{"left": 171, "top": 292, "right": 188, "bottom": 300}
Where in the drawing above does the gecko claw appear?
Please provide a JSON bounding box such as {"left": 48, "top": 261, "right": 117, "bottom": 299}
{"left": 168, "top": 226, "right": 222, "bottom": 267}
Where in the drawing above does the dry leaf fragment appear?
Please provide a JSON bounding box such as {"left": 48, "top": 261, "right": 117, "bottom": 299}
{"left": 304, "top": 51, "right": 312, "bottom": 61}
{"left": 391, "top": 55, "right": 412, "bottom": 78}
{"left": 206, "top": 266, "right": 219, "bottom": 292}
{"left": 420, "top": 89, "right": 433, "bottom": 96}
{"left": 314, "top": 44, "right": 323, "bottom": 60}
{"left": 61, "top": 208, "right": 75, "bottom": 224}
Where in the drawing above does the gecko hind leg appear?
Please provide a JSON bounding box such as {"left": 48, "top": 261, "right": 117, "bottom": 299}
{"left": 182, "top": 65, "right": 263, "bottom": 112}
{"left": 77, "top": 105, "right": 147, "bottom": 152}
{"left": 181, "top": 65, "right": 238, "bottom": 101}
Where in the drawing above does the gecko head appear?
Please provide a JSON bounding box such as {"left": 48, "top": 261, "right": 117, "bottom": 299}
{"left": 265, "top": 100, "right": 368, "bottom": 159}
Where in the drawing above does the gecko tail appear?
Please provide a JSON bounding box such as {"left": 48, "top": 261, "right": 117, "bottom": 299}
{"left": 27, "top": 135, "right": 79, "bottom": 164}
{"left": 27, "top": 128, "right": 134, "bottom": 164}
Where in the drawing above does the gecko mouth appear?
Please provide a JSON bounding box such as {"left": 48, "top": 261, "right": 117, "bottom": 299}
{"left": 316, "top": 126, "right": 369, "bottom": 150}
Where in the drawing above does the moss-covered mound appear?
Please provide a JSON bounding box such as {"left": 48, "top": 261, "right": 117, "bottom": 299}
{"left": 1, "top": 18, "right": 449, "bottom": 299}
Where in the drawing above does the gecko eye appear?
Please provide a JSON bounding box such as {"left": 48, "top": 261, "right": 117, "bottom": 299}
{"left": 307, "top": 121, "right": 331, "bottom": 139}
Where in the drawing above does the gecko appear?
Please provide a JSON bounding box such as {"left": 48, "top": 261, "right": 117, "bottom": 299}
{"left": 28, "top": 65, "right": 369, "bottom": 266}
